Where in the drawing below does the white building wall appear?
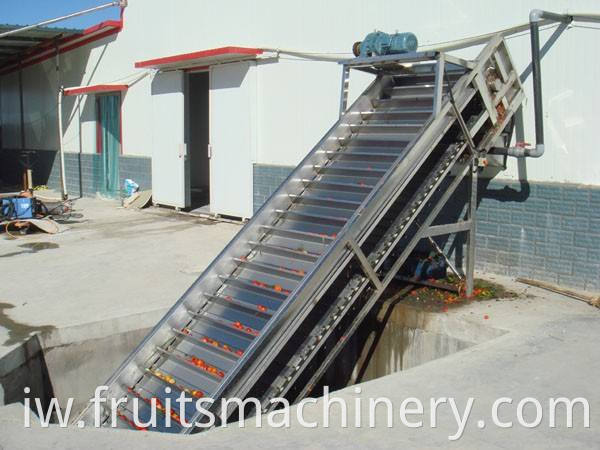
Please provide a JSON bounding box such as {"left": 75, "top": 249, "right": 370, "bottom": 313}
{"left": 1, "top": 0, "right": 600, "bottom": 185}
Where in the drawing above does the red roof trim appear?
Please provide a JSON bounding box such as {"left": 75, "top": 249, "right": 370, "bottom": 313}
{"left": 134, "top": 46, "right": 263, "bottom": 69}
{"left": 60, "top": 25, "right": 121, "bottom": 55}
{"left": 0, "top": 20, "right": 123, "bottom": 75}
{"left": 81, "top": 20, "right": 122, "bottom": 36}
{"left": 63, "top": 84, "right": 128, "bottom": 96}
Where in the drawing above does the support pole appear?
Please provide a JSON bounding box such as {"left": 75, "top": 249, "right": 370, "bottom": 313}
{"left": 465, "top": 160, "right": 478, "bottom": 296}
{"left": 55, "top": 41, "right": 67, "bottom": 199}
{"left": 18, "top": 63, "right": 29, "bottom": 191}
{"left": 18, "top": 64, "right": 25, "bottom": 150}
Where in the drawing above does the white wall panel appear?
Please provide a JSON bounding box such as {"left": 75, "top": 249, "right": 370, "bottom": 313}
{"left": 210, "top": 62, "right": 256, "bottom": 218}
{"left": 1, "top": 0, "right": 599, "bottom": 185}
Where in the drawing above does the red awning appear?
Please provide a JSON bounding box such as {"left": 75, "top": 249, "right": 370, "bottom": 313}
{"left": 63, "top": 84, "right": 128, "bottom": 96}
{"left": 134, "top": 46, "right": 263, "bottom": 71}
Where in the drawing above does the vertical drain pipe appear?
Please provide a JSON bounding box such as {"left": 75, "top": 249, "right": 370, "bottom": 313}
{"left": 55, "top": 40, "right": 68, "bottom": 200}
{"left": 57, "top": 87, "right": 68, "bottom": 200}
{"left": 500, "top": 10, "right": 550, "bottom": 158}
{"left": 492, "top": 9, "right": 573, "bottom": 158}
{"left": 523, "top": 10, "right": 572, "bottom": 157}
{"left": 527, "top": 10, "right": 545, "bottom": 158}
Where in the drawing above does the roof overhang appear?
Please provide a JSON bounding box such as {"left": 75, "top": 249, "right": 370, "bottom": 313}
{"left": 62, "top": 71, "right": 148, "bottom": 96}
{"left": 0, "top": 20, "right": 123, "bottom": 75}
{"left": 0, "top": 24, "right": 82, "bottom": 67}
{"left": 63, "top": 84, "right": 128, "bottom": 96}
{"left": 134, "top": 46, "right": 263, "bottom": 71}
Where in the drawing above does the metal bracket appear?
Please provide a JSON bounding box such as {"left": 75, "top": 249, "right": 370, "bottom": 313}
{"left": 346, "top": 239, "right": 383, "bottom": 291}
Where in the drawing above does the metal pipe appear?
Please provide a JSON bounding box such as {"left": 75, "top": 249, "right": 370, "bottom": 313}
{"left": 570, "top": 13, "right": 600, "bottom": 23}
{"left": 527, "top": 10, "right": 574, "bottom": 157}
{"left": 528, "top": 9, "right": 574, "bottom": 156}
{"left": 259, "top": 47, "right": 347, "bottom": 62}
{"left": 419, "top": 10, "right": 600, "bottom": 54}
{"left": 0, "top": 1, "right": 125, "bottom": 39}
{"left": 419, "top": 22, "right": 533, "bottom": 53}
{"left": 526, "top": 18, "right": 545, "bottom": 158}
{"left": 492, "top": 9, "right": 577, "bottom": 158}
{"left": 57, "top": 87, "right": 68, "bottom": 199}
{"left": 529, "top": 9, "right": 571, "bottom": 24}
{"left": 55, "top": 40, "right": 68, "bottom": 200}
{"left": 266, "top": 11, "right": 600, "bottom": 63}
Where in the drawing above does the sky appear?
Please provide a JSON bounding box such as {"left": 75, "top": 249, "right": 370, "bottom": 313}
{"left": 1, "top": 0, "right": 121, "bottom": 30}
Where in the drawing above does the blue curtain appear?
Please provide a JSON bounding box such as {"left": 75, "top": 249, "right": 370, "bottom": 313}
{"left": 98, "top": 94, "right": 120, "bottom": 197}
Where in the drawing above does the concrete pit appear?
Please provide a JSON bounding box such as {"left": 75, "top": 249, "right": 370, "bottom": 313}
{"left": 0, "top": 286, "right": 510, "bottom": 421}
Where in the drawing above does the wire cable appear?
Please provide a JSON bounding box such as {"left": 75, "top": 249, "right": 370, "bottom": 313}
{"left": 571, "top": 24, "right": 600, "bottom": 31}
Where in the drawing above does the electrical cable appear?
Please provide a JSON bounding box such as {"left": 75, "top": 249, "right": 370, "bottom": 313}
{"left": 264, "top": 18, "right": 584, "bottom": 63}
{"left": 571, "top": 24, "right": 600, "bottom": 31}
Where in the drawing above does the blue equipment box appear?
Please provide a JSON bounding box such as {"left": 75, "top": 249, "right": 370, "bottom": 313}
{"left": 1, "top": 197, "right": 34, "bottom": 220}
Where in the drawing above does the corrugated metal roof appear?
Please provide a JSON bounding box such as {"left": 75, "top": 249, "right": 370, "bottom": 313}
{"left": 0, "top": 24, "right": 83, "bottom": 35}
{"left": 0, "top": 20, "right": 122, "bottom": 74}
{"left": 0, "top": 24, "right": 83, "bottom": 69}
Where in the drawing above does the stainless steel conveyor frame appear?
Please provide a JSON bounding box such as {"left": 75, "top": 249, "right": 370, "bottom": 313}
{"left": 77, "top": 35, "right": 525, "bottom": 433}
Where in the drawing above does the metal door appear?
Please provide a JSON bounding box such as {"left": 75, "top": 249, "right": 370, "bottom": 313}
{"left": 151, "top": 71, "right": 190, "bottom": 208}
{"left": 209, "top": 61, "right": 256, "bottom": 218}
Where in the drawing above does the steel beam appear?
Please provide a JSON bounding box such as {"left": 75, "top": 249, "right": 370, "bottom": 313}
{"left": 465, "top": 161, "right": 478, "bottom": 296}
{"left": 423, "top": 220, "right": 472, "bottom": 237}
{"left": 433, "top": 53, "right": 445, "bottom": 116}
{"left": 347, "top": 239, "right": 383, "bottom": 291}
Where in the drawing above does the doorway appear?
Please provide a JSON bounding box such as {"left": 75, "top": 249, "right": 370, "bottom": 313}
{"left": 185, "top": 72, "right": 210, "bottom": 212}
{"left": 95, "top": 93, "right": 121, "bottom": 197}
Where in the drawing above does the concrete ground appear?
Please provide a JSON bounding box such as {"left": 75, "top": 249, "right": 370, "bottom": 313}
{"left": 0, "top": 196, "right": 240, "bottom": 361}
{"left": 0, "top": 197, "right": 599, "bottom": 448}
